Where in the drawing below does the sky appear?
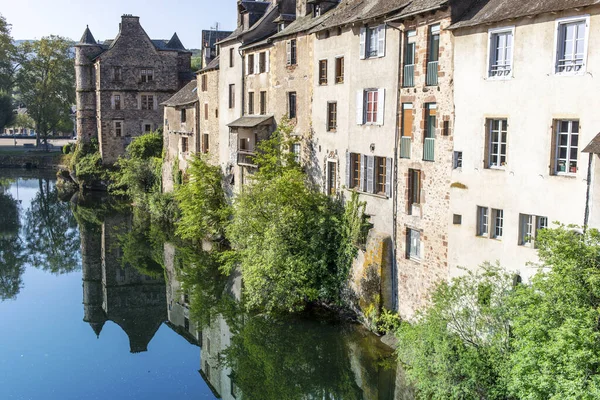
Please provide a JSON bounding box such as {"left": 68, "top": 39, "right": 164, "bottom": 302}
{"left": 0, "top": 0, "right": 238, "bottom": 49}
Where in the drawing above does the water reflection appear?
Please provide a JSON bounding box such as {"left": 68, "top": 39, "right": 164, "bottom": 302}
{"left": 0, "top": 185, "right": 25, "bottom": 301}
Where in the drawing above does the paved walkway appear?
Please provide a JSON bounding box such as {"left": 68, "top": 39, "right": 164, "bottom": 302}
{"left": 0, "top": 137, "right": 75, "bottom": 152}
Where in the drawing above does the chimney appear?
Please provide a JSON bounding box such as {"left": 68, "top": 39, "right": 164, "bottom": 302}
{"left": 120, "top": 14, "right": 141, "bottom": 35}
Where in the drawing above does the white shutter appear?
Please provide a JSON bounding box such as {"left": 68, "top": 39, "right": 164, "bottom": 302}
{"left": 266, "top": 50, "right": 270, "bottom": 72}
{"left": 345, "top": 152, "right": 351, "bottom": 187}
{"left": 356, "top": 90, "right": 364, "bottom": 125}
{"left": 286, "top": 41, "right": 291, "bottom": 65}
{"left": 361, "top": 154, "right": 367, "bottom": 192}
{"left": 245, "top": 55, "right": 249, "bottom": 75}
{"left": 359, "top": 27, "right": 366, "bottom": 59}
{"left": 385, "top": 157, "right": 392, "bottom": 197}
{"left": 366, "top": 156, "right": 374, "bottom": 193}
{"left": 377, "top": 25, "right": 386, "bottom": 57}
{"left": 254, "top": 54, "right": 259, "bottom": 74}
{"left": 110, "top": 95, "right": 115, "bottom": 109}
{"left": 376, "top": 88, "right": 385, "bottom": 125}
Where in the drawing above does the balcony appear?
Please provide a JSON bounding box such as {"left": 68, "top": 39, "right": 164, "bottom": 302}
{"left": 426, "top": 61, "right": 438, "bottom": 86}
{"left": 400, "top": 137, "right": 411, "bottom": 159}
{"left": 403, "top": 64, "right": 414, "bottom": 87}
{"left": 423, "top": 138, "right": 435, "bottom": 161}
{"left": 237, "top": 150, "right": 257, "bottom": 167}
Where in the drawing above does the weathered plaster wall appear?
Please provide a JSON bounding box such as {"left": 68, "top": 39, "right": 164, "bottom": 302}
{"left": 198, "top": 68, "right": 221, "bottom": 166}
{"left": 218, "top": 41, "right": 243, "bottom": 173}
{"left": 162, "top": 102, "right": 198, "bottom": 192}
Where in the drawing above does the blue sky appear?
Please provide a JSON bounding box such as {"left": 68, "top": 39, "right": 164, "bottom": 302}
{"left": 1, "top": 0, "right": 237, "bottom": 49}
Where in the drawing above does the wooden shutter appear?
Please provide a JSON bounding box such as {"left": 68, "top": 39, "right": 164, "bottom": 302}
{"left": 361, "top": 154, "right": 367, "bottom": 192}
{"left": 385, "top": 157, "right": 392, "bottom": 197}
{"left": 377, "top": 25, "right": 386, "bottom": 57}
{"left": 402, "top": 104, "right": 413, "bottom": 137}
{"left": 245, "top": 55, "right": 249, "bottom": 74}
{"left": 286, "top": 41, "right": 291, "bottom": 64}
{"left": 366, "top": 156, "right": 374, "bottom": 193}
{"left": 345, "top": 152, "right": 351, "bottom": 187}
{"left": 356, "top": 90, "right": 364, "bottom": 125}
{"left": 359, "top": 27, "right": 366, "bottom": 59}
{"left": 254, "top": 54, "right": 259, "bottom": 74}
{"left": 266, "top": 50, "right": 270, "bottom": 72}
{"left": 376, "top": 88, "right": 385, "bottom": 126}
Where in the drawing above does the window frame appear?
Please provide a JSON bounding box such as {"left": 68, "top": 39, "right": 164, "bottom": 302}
{"left": 247, "top": 53, "right": 255, "bottom": 74}
{"left": 228, "top": 84, "right": 235, "bottom": 109}
{"left": 319, "top": 59, "right": 328, "bottom": 85}
{"left": 487, "top": 118, "right": 508, "bottom": 169}
{"left": 140, "top": 68, "right": 154, "bottom": 83}
{"left": 453, "top": 151, "right": 463, "bottom": 169}
{"left": 477, "top": 206, "right": 489, "bottom": 237}
{"left": 229, "top": 48, "right": 234, "bottom": 68}
{"left": 259, "top": 91, "right": 267, "bottom": 115}
{"left": 259, "top": 51, "right": 266, "bottom": 73}
{"left": 335, "top": 56, "right": 344, "bottom": 83}
{"left": 248, "top": 91, "right": 254, "bottom": 115}
{"left": 487, "top": 26, "right": 515, "bottom": 79}
{"left": 327, "top": 101, "right": 337, "bottom": 132}
{"left": 364, "top": 89, "right": 378, "bottom": 125}
{"left": 553, "top": 15, "right": 590, "bottom": 76}
{"left": 327, "top": 160, "right": 337, "bottom": 196}
{"left": 181, "top": 108, "right": 187, "bottom": 123}
{"left": 349, "top": 152, "right": 361, "bottom": 189}
{"left": 406, "top": 228, "right": 421, "bottom": 261}
{"left": 288, "top": 91, "right": 297, "bottom": 119}
{"left": 519, "top": 214, "right": 548, "bottom": 247}
{"left": 491, "top": 208, "right": 504, "bottom": 239}
{"left": 140, "top": 94, "right": 155, "bottom": 110}
{"left": 375, "top": 156, "right": 386, "bottom": 195}
{"left": 112, "top": 94, "right": 122, "bottom": 110}
{"left": 201, "top": 74, "right": 207, "bottom": 91}
{"left": 114, "top": 120, "right": 123, "bottom": 137}
{"left": 408, "top": 169, "right": 421, "bottom": 206}
{"left": 553, "top": 119, "right": 579, "bottom": 175}
{"left": 181, "top": 136, "right": 188, "bottom": 153}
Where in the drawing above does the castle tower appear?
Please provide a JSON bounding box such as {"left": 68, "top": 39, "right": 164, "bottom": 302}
{"left": 80, "top": 218, "right": 107, "bottom": 337}
{"left": 74, "top": 26, "right": 102, "bottom": 143}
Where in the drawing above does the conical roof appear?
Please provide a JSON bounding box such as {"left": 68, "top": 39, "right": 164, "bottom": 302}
{"left": 79, "top": 25, "right": 97, "bottom": 45}
{"left": 166, "top": 33, "right": 185, "bottom": 50}
{"left": 89, "top": 321, "right": 106, "bottom": 338}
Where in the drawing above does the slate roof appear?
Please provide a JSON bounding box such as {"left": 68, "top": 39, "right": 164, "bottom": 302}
{"left": 161, "top": 80, "right": 198, "bottom": 107}
{"left": 166, "top": 33, "right": 186, "bottom": 50}
{"left": 387, "top": 0, "right": 448, "bottom": 20}
{"left": 270, "top": 13, "right": 331, "bottom": 39}
{"left": 227, "top": 115, "right": 274, "bottom": 127}
{"left": 218, "top": 1, "right": 273, "bottom": 44}
{"left": 450, "top": 0, "right": 600, "bottom": 29}
{"left": 78, "top": 25, "right": 97, "bottom": 45}
{"left": 583, "top": 132, "right": 600, "bottom": 154}
{"left": 199, "top": 55, "right": 220, "bottom": 73}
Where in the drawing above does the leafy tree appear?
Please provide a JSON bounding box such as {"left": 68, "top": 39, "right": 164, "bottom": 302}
{"left": 507, "top": 226, "right": 600, "bottom": 399}
{"left": 16, "top": 36, "right": 75, "bottom": 147}
{"left": 70, "top": 138, "right": 109, "bottom": 189}
{"left": 0, "top": 92, "right": 14, "bottom": 131}
{"left": 0, "top": 192, "right": 26, "bottom": 301}
{"left": 396, "top": 263, "right": 514, "bottom": 400}
{"left": 0, "top": 13, "right": 17, "bottom": 93}
{"left": 9, "top": 111, "right": 34, "bottom": 129}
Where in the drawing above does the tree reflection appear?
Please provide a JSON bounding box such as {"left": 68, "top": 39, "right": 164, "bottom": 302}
{"left": 23, "top": 178, "right": 80, "bottom": 274}
{"left": 0, "top": 191, "right": 26, "bottom": 301}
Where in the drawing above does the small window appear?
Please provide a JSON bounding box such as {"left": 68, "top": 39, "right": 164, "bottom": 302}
{"left": 364, "top": 89, "right": 378, "bottom": 124}
{"left": 487, "top": 119, "right": 508, "bottom": 168}
{"left": 555, "top": 17, "right": 588, "bottom": 74}
{"left": 259, "top": 52, "right": 266, "bottom": 73}
{"left": 114, "top": 121, "right": 122, "bottom": 137}
{"left": 292, "top": 143, "right": 301, "bottom": 163}
{"left": 229, "top": 84, "right": 235, "bottom": 108}
{"left": 408, "top": 169, "right": 421, "bottom": 205}
{"left": 184, "top": 317, "right": 190, "bottom": 331}
{"left": 201, "top": 75, "right": 207, "bottom": 91}
{"left": 181, "top": 136, "right": 188, "bottom": 153}
{"left": 519, "top": 214, "right": 548, "bottom": 247}
{"left": 181, "top": 108, "right": 187, "bottom": 123}
{"left": 286, "top": 39, "right": 297, "bottom": 65}
{"left": 248, "top": 92, "right": 254, "bottom": 115}
{"left": 406, "top": 228, "right": 420, "bottom": 260}
{"left": 230, "top": 48, "right": 234, "bottom": 68}
{"left": 350, "top": 153, "right": 361, "bottom": 189}
{"left": 424, "top": 103, "right": 436, "bottom": 139}
{"left": 327, "top": 102, "right": 337, "bottom": 132}
{"left": 488, "top": 28, "right": 514, "bottom": 78}
{"left": 113, "top": 67, "right": 122, "bottom": 82}
{"left": 288, "top": 92, "right": 297, "bottom": 119}
{"left": 204, "top": 103, "right": 208, "bottom": 120}
{"left": 453, "top": 151, "right": 463, "bottom": 169}
{"left": 426, "top": 25, "right": 440, "bottom": 85}
{"left": 335, "top": 57, "right": 344, "bottom": 83}
{"left": 144, "top": 124, "right": 152, "bottom": 133}
{"left": 361, "top": 25, "right": 385, "bottom": 59}
{"left": 477, "top": 206, "right": 489, "bottom": 237}
{"left": 259, "top": 91, "right": 267, "bottom": 115}
{"left": 443, "top": 120, "right": 450, "bottom": 136}
{"left": 113, "top": 94, "right": 121, "bottom": 110}
{"left": 247, "top": 54, "right": 255, "bottom": 74}
{"left": 140, "top": 68, "right": 153, "bottom": 82}
{"left": 375, "top": 156, "right": 386, "bottom": 195}
{"left": 453, "top": 214, "right": 462, "bottom": 224}
{"left": 319, "top": 60, "right": 327, "bottom": 85}
{"left": 403, "top": 30, "right": 416, "bottom": 87}
{"left": 203, "top": 133, "right": 209, "bottom": 153}
{"left": 491, "top": 209, "right": 503, "bottom": 239}
{"left": 141, "top": 94, "right": 154, "bottom": 110}
{"left": 554, "top": 119, "right": 579, "bottom": 174}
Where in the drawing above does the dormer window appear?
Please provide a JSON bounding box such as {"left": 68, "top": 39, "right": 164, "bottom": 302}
{"left": 141, "top": 68, "right": 153, "bottom": 82}
{"left": 278, "top": 23, "right": 286, "bottom": 32}
{"left": 314, "top": 4, "right": 321, "bottom": 18}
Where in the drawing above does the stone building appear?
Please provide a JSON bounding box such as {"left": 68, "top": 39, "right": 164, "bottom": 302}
{"left": 75, "top": 15, "right": 194, "bottom": 164}
{"left": 197, "top": 56, "right": 222, "bottom": 167}
{"left": 448, "top": 0, "right": 600, "bottom": 282}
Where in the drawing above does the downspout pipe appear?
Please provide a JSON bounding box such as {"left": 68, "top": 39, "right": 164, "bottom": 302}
{"left": 584, "top": 152, "right": 593, "bottom": 233}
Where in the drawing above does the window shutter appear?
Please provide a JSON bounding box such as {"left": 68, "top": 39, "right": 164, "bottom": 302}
{"left": 245, "top": 55, "right": 249, "bottom": 75}
{"left": 111, "top": 95, "right": 115, "bottom": 109}
{"left": 376, "top": 88, "right": 385, "bottom": 125}
{"left": 367, "top": 156, "right": 374, "bottom": 193}
{"left": 361, "top": 154, "right": 367, "bottom": 192}
{"left": 402, "top": 105, "right": 413, "bottom": 137}
{"left": 254, "top": 55, "right": 259, "bottom": 74}
{"left": 359, "top": 27, "right": 366, "bottom": 59}
{"left": 385, "top": 157, "right": 392, "bottom": 197}
{"left": 356, "top": 90, "right": 364, "bottom": 125}
{"left": 266, "top": 50, "right": 270, "bottom": 72}
{"left": 286, "top": 41, "right": 291, "bottom": 64}
{"left": 377, "top": 25, "right": 386, "bottom": 57}
{"left": 345, "top": 152, "right": 351, "bottom": 187}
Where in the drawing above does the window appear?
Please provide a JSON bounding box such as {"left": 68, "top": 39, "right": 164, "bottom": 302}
{"left": 443, "top": 120, "right": 450, "bottom": 136}
{"left": 453, "top": 151, "right": 463, "bottom": 168}
{"left": 215, "top": 108, "right": 218, "bottom": 118}
{"left": 554, "top": 120, "right": 579, "bottom": 174}
{"left": 114, "top": 121, "right": 122, "bottom": 137}
{"left": 181, "top": 136, "right": 188, "bottom": 153}
{"left": 247, "top": 54, "right": 255, "bottom": 74}
{"left": 229, "top": 84, "right": 235, "bottom": 108}
{"left": 327, "top": 102, "right": 337, "bottom": 131}
{"left": 288, "top": 92, "right": 297, "bottom": 119}
{"left": 403, "top": 30, "right": 416, "bottom": 87}
{"left": 204, "top": 103, "right": 208, "bottom": 120}
{"left": 365, "top": 90, "right": 378, "bottom": 124}
{"left": 519, "top": 214, "right": 548, "bottom": 246}
{"left": 335, "top": 57, "right": 344, "bottom": 83}
{"left": 144, "top": 124, "right": 152, "bottom": 132}
{"left": 259, "top": 52, "right": 266, "bottom": 73}
{"left": 349, "top": 153, "right": 361, "bottom": 189}
{"left": 375, "top": 156, "right": 386, "bottom": 195}
{"left": 112, "top": 94, "right": 121, "bottom": 110}
{"left": 314, "top": 3, "right": 321, "bottom": 17}
{"left": 325, "top": 161, "right": 336, "bottom": 195}
{"left": 492, "top": 209, "right": 503, "bottom": 239}
{"left": 259, "top": 91, "right": 266, "bottom": 115}
{"left": 278, "top": 22, "right": 286, "bottom": 32}
{"left": 230, "top": 48, "right": 234, "bottom": 68}
{"left": 248, "top": 92, "right": 254, "bottom": 115}
{"left": 357, "top": 88, "right": 384, "bottom": 125}
{"left": 181, "top": 108, "right": 187, "bottom": 123}
{"left": 488, "top": 27, "right": 514, "bottom": 78}
{"left": 360, "top": 25, "right": 385, "bottom": 59}
{"left": 286, "top": 39, "right": 297, "bottom": 65}
{"left": 424, "top": 103, "right": 436, "bottom": 138}
{"left": 203, "top": 133, "right": 209, "bottom": 153}
{"left": 426, "top": 25, "right": 440, "bottom": 85}
{"left": 555, "top": 16, "right": 588, "bottom": 74}
{"left": 453, "top": 214, "right": 462, "bottom": 224}
{"left": 487, "top": 119, "right": 507, "bottom": 168}
{"left": 477, "top": 206, "right": 489, "bottom": 236}
{"left": 408, "top": 169, "right": 421, "bottom": 205}
{"left": 140, "top": 68, "right": 153, "bottom": 82}
{"left": 407, "top": 228, "right": 420, "bottom": 260}
{"left": 201, "top": 74, "right": 207, "bottom": 91}
{"left": 113, "top": 67, "right": 121, "bottom": 82}
{"left": 292, "top": 143, "right": 301, "bottom": 163}
{"left": 319, "top": 60, "right": 327, "bottom": 85}
{"left": 141, "top": 94, "right": 154, "bottom": 110}
{"left": 184, "top": 317, "right": 190, "bottom": 331}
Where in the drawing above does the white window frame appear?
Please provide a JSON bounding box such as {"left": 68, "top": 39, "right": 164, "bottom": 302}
{"left": 358, "top": 88, "right": 385, "bottom": 125}
{"left": 453, "top": 151, "right": 463, "bottom": 169}
{"left": 519, "top": 214, "right": 548, "bottom": 247}
{"left": 487, "top": 26, "right": 514, "bottom": 79}
{"left": 113, "top": 120, "right": 123, "bottom": 137}
{"left": 553, "top": 15, "right": 590, "bottom": 76}
{"left": 554, "top": 119, "right": 579, "bottom": 175}
{"left": 477, "top": 206, "right": 489, "bottom": 237}
{"left": 488, "top": 118, "right": 508, "bottom": 168}
{"left": 360, "top": 24, "right": 385, "bottom": 59}
{"left": 491, "top": 209, "right": 503, "bottom": 239}
{"left": 407, "top": 228, "right": 421, "bottom": 260}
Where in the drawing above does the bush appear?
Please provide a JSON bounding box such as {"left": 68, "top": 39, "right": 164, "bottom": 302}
{"left": 62, "top": 144, "right": 71, "bottom": 154}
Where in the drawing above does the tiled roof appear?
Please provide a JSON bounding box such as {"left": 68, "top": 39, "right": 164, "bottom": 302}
{"left": 78, "top": 26, "right": 97, "bottom": 45}
{"left": 161, "top": 80, "right": 198, "bottom": 107}
{"left": 227, "top": 115, "right": 274, "bottom": 128}
{"left": 583, "top": 132, "right": 600, "bottom": 154}
{"left": 450, "top": 0, "right": 600, "bottom": 29}
{"left": 166, "top": 33, "right": 185, "bottom": 50}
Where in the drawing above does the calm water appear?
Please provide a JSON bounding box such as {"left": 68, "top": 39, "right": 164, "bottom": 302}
{"left": 0, "top": 170, "right": 403, "bottom": 400}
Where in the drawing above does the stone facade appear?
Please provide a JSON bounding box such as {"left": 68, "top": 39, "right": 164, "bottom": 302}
{"left": 197, "top": 59, "right": 221, "bottom": 166}
{"left": 75, "top": 15, "right": 193, "bottom": 164}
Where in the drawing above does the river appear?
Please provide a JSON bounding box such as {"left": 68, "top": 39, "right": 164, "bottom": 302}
{"left": 0, "top": 170, "right": 412, "bottom": 400}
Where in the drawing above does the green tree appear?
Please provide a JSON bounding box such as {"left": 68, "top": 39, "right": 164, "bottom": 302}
{"left": 507, "top": 226, "right": 600, "bottom": 399}
{"left": 396, "top": 263, "right": 514, "bottom": 400}
{"left": 16, "top": 36, "right": 74, "bottom": 147}
{"left": 0, "top": 92, "right": 14, "bottom": 131}
{"left": 0, "top": 191, "right": 26, "bottom": 301}
{"left": 9, "top": 111, "right": 34, "bottom": 129}
{"left": 0, "top": 13, "right": 17, "bottom": 93}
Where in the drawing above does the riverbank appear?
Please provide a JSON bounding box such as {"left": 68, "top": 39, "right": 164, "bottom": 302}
{"left": 0, "top": 151, "right": 68, "bottom": 169}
